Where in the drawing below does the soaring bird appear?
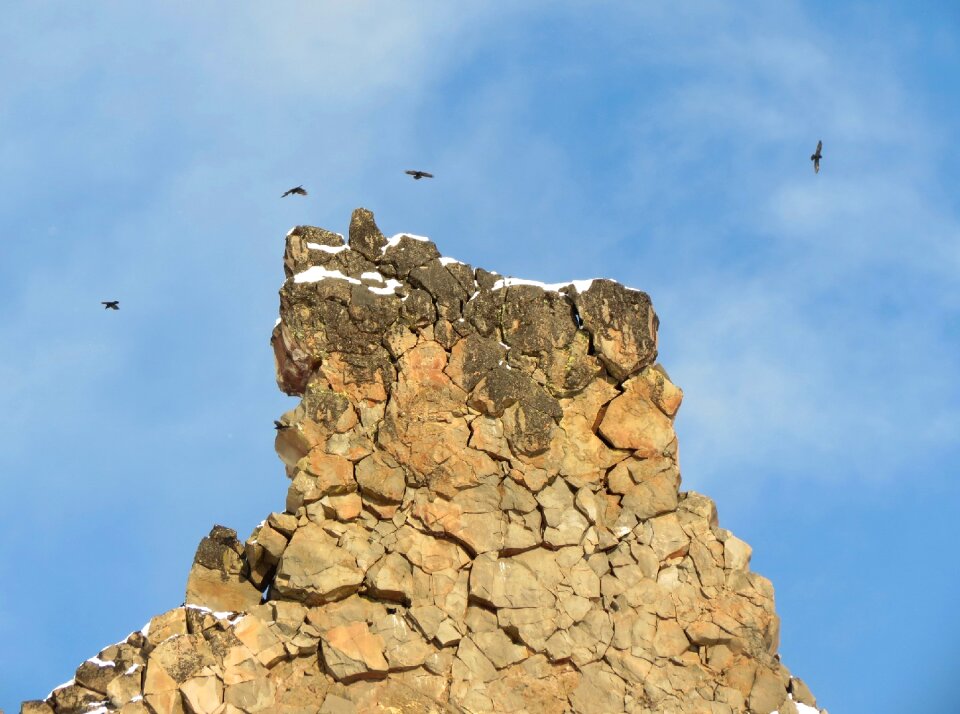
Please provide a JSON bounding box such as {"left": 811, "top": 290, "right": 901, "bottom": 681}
{"left": 282, "top": 185, "right": 307, "bottom": 197}
{"left": 101, "top": 301, "right": 119, "bottom": 310}
{"left": 274, "top": 420, "right": 291, "bottom": 431}
{"left": 811, "top": 141, "right": 822, "bottom": 174}
{"left": 405, "top": 170, "right": 434, "bottom": 180}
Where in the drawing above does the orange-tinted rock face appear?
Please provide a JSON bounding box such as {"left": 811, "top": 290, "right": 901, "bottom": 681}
{"left": 24, "top": 209, "right": 823, "bottom": 714}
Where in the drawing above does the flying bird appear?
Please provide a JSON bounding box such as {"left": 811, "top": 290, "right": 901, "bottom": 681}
{"left": 274, "top": 420, "right": 291, "bottom": 431}
{"left": 404, "top": 170, "right": 434, "bottom": 180}
{"left": 811, "top": 141, "right": 822, "bottom": 174}
{"left": 282, "top": 186, "right": 307, "bottom": 197}
{"left": 101, "top": 301, "right": 119, "bottom": 310}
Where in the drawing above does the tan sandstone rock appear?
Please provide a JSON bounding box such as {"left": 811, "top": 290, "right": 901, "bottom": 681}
{"left": 25, "top": 209, "right": 823, "bottom": 714}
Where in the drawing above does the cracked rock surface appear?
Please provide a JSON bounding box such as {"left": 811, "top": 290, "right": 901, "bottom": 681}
{"left": 23, "top": 209, "right": 823, "bottom": 714}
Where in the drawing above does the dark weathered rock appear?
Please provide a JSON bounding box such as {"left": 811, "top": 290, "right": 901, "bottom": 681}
{"left": 500, "top": 285, "right": 578, "bottom": 355}
{"left": 347, "top": 284, "right": 401, "bottom": 333}
{"left": 74, "top": 658, "right": 119, "bottom": 695}
{"left": 409, "top": 261, "right": 471, "bottom": 320}
{"left": 445, "top": 334, "right": 505, "bottom": 392}
{"left": 49, "top": 684, "right": 104, "bottom": 714}
{"left": 313, "top": 246, "right": 379, "bottom": 278}
{"left": 541, "top": 330, "right": 602, "bottom": 397}
{"left": 468, "top": 367, "right": 562, "bottom": 421}
{"left": 348, "top": 208, "right": 388, "bottom": 261}
{"left": 379, "top": 235, "right": 441, "bottom": 277}
{"left": 571, "top": 279, "right": 659, "bottom": 380}
{"left": 272, "top": 321, "right": 317, "bottom": 396}
{"left": 301, "top": 388, "right": 357, "bottom": 433}
{"left": 184, "top": 525, "right": 262, "bottom": 612}
{"left": 284, "top": 226, "right": 346, "bottom": 277}
{"left": 442, "top": 261, "right": 477, "bottom": 299}
{"left": 192, "top": 525, "right": 243, "bottom": 570}
{"left": 461, "top": 288, "right": 501, "bottom": 337}
{"left": 289, "top": 225, "right": 345, "bottom": 248}
{"left": 399, "top": 288, "right": 437, "bottom": 327}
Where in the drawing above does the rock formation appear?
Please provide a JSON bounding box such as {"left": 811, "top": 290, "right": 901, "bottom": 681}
{"left": 22, "top": 209, "right": 825, "bottom": 714}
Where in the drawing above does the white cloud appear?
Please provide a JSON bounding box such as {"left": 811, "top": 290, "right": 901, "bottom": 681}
{"left": 581, "top": 3, "right": 960, "bottom": 486}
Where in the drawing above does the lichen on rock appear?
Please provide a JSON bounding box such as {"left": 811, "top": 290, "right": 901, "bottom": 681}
{"left": 24, "top": 208, "right": 824, "bottom": 714}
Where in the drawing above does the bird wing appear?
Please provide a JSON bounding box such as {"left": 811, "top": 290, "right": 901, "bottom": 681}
{"left": 816, "top": 140, "right": 822, "bottom": 154}
{"left": 814, "top": 158, "right": 820, "bottom": 173}
{"left": 405, "top": 170, "right": 418, "bottom": 176}
{"left": 420, "top": 172, "right": 434, "bottom": 178}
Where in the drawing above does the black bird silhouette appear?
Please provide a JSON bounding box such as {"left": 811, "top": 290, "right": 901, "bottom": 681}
{"left": 101, "top": 301, "right": 119, "bottom": 310}
{"left": 282, "top": 186, "right": 307, "bottom": 197}
{"left": 404, "top": 170, "right": 434, "bottom": 180}
{"left": 811, "top": 141, "right": 822, "bottom": 174}
{"left": 274, "top": 420, "right": 291, "bottom": 431}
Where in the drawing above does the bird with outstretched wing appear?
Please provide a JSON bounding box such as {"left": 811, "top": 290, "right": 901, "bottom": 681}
{"left": 282, "top": 185, "right": 307, "bottom": 197}
{"left": 404, "top": 170, "right": 434, "bottom": 180}
{"left": 101, "top": 301, "right": 119, "bottom": 310}
{"left": 811, "top": 141, "right": 822, "bottom": 174}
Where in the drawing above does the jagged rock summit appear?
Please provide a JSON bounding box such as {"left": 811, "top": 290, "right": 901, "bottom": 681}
{"left": 24, "top": 209, "right": 824, "bottom": 714}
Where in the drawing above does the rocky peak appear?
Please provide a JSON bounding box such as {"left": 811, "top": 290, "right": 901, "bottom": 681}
{"left": 22, "top": 208, "right": 824, "bottom": 714}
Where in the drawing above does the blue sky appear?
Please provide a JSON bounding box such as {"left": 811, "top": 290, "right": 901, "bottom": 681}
{"left": 2, "top": 2, "right": 958, "bottom": 711}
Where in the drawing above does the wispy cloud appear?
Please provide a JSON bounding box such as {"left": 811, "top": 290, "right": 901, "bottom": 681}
{"left": 1, "top": 4, "right": 958, "bottom": 711}
{"left": 562, "top": 2, "right": 960, "bottom": 486}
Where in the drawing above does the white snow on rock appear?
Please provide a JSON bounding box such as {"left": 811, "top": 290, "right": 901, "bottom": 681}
{"left": 307, "top": 242, "right": 348, "bottom": 254}
{"left": 772, "top": 697, "right": 821, "bottom": 714}
{"left": 287, "top": 228, "right": 644, "bottom": 302}
{"left": 86, "top": 656, "right": 116, "bottom": 668}
{"left": 294, "top": 266, "right": 362, "bottom": 285}
{"left": 569, "top": 279, "right": 598, "bottom": 293}
{"left": 490, "top": 276, "right": 599, "bottom": 293}
{"left": 185, "top": 603, "right": 242, "bottom": 621}
{"left": 381, "top": 232, "right": 431, "bottom": 253}
{"left": 46, "top": 678, "right": 75, "bottom": 699}
{"left": 293, "top": 266, "right": 404, "bottom": 295}
{"left": 491, "top": 277, "right": 555, "bottom": 291}
{"left": 368, "top": 279, "right": 403, "bottom": 295}
{"left": 489, "top": 276, "right": 646, "bottom": 295}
